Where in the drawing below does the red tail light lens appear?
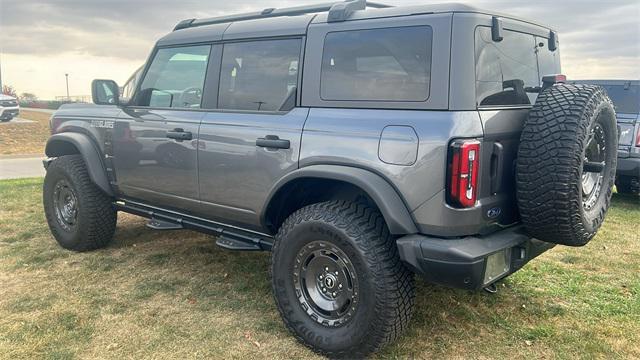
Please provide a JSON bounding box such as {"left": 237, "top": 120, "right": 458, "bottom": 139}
{"left": 448, "top": 139, "right": 480, "bottom": 208}
{"left": 636, "top": 126, "right": 640, "bottom": 147}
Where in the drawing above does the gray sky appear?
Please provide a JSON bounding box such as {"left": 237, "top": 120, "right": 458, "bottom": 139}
{"left": 1, "top": 0, "right": 639, "bottom": 99}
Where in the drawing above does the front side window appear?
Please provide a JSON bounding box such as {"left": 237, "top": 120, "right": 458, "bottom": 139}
{"left": 120, "top": 66, "right": 143, "bottom": 104}
{"left": 321, "top": 26, "right": 432, "bottom": 102}
{"left": 218, "top": 39, "right": 301, "bottom": 112}
{"left": 475, "top": 27, "right": 539, "bottom": 107}
{"left": 137, "top": 45, "right": 211, "bottom": 108}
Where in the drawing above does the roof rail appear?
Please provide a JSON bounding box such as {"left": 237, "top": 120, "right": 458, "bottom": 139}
{"left": 173, "top": 0, "right": 393, "bottom": 31}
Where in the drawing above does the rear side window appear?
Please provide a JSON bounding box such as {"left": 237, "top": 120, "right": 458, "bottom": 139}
{"left": 137, "top": 45, "right": 211, "bottom": 108}
{"left": 475, "top": 27, "right": 539, "bottom": 107}
{"left": 536, "top": 36, "right": 561, "bottom": 80}
{"left": 321, "top": 26, "right": 432, "bottom": 102}
{"left": 218, "top": 39, "right": 301, "bottom": 112}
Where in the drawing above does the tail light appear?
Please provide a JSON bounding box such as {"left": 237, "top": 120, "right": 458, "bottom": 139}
{"left": 636, "top": 126, "right": 640, "bottom": 147}
{"left": 448, "top": 139, "right": 480, "bottom": 208}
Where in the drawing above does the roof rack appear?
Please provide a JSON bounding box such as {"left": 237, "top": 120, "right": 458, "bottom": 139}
{"left": 173, "top": 0, "right": 393, "bottom": 31}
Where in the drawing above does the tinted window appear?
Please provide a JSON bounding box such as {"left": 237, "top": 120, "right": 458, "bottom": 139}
{"left": 137, "top": 45, "right": 210, "bottom": 108}
{"left": 475, "top": 27, "right": 538, "bottom": 106}
{"left": 218, "top": 39, "right": 301, "bottom": 112}
{"left": 601, "top": 84, "right": 640, "bottom": 114}
{"left": 120, "top": 66, "right": 143, "bottom": 104}
{"left": 321, "top": 26, "right": 432, "bottom": 102}
{"left": 536, "top": 36, "right": 561, "bottom": 80}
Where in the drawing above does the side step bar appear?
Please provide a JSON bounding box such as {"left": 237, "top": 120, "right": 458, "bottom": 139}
{"left": 115, "top": 200, "right": 273, "bottom": 251}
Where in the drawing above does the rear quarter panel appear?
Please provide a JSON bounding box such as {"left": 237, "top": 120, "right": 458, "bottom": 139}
{"left": 300, "top": 109, "right": 484, "bottom": 235}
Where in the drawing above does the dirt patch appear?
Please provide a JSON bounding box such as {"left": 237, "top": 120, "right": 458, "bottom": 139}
{"left": 0, "top": 110, "right": 51, "bottom": 156}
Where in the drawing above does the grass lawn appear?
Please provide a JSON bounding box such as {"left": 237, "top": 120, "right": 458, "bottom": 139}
{"left": 0, "top": 178, "right": 638, "bottom": 359}
{"left": 0, "top": 111, "right": 51, "bottom": 156}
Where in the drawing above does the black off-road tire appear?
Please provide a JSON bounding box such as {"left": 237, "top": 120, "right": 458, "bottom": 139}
{"left": 615, "top": 176, "right": 639, "bottom": 195}
{"left": 517, "top": 84, "right": 617, "bottom": 246}
{"left": 43, "top": 155, "right": 117, "bottom": 251}
{"left": 271, "top": 200, "right": 415, "bottom": 358}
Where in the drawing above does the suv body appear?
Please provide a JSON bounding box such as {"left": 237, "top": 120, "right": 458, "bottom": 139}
{"left": 46, "top": 3, "right": 563, "bottom": 291}
{"left": 0, "top": 94, "right": 20, "bottom": 121}
{"left": 46, "top": 5, "right": 560, "bottom": 289}
{"left": 573, "top": 80, "right": 640, "bottom": 193}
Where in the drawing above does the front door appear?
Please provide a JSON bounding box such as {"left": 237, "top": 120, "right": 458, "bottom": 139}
{"left": 197, "top": 38, "right": 307, "bottom": 231}
{"left": 114, "top": 45, "right": 211, "bottom": 211}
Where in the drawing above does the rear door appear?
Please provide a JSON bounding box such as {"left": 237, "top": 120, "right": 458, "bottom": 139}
{"left": 114, "top": 45, "right": 211, "bottom": 211}
{"left": 196, "top": 38, "right": 307, "bottom": 231}
{"left": 475, "top": 25, "right": 560, "bottom": 225}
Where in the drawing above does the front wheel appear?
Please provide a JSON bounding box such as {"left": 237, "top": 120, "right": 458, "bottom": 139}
{"left": 271, "top": 201, "right": 415, "bottom": 358}
{"left": 43, "top": 155, "right": 117, "bottom": 251}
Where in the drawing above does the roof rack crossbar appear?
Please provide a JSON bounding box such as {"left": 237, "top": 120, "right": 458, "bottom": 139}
{"left": 173, "top": 0, "right": 392, "bottom": 31}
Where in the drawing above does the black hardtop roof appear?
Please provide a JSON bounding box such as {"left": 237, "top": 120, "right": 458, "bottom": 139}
{"left": 157, "top": 1, "right": 554, "bottom": 46}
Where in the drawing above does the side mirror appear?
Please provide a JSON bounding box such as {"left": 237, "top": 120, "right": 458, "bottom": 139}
{"left": 92, "top": 79, "right": 120, "bottom": 105}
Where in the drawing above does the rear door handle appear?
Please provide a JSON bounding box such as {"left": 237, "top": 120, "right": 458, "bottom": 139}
{"left": 256, "top": 135, "right": 290, "bottom": 150}
{"left": 166, "top": 128, "right": 192, "bottom": 141}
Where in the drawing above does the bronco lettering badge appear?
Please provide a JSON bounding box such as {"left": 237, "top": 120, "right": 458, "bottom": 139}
{"left": 90, "top": 120, "right": 114, "bottom": 129}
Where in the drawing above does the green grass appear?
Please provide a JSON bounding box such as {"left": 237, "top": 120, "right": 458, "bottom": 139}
{"left": 0, "top": 177, "right": 638, "bottom": 359}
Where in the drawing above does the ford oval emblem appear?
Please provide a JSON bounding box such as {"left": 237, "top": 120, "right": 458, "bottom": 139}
{"left": 487, "top": 207, "right": 502, "bottom": 219}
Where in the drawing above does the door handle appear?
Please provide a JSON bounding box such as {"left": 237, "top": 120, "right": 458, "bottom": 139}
{"left": 256, "top": 135, "right": 290, "bottom": 150}
{"left": 166, "top": 128, "right": 192, "bottom": 141}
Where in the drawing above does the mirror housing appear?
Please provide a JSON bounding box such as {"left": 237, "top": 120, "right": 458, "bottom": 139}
{"left": 92, "top": 79, "right": 120, "bottom": 105}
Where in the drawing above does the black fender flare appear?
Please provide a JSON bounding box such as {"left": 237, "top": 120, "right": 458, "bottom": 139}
{"left": 45, "top": 133, "right": 114, "bottom": 196}
{"left": 262, "top": 165, "right": 418, "bottom": 235}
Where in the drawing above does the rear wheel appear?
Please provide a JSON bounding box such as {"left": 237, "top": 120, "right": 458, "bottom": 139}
{"left": 43, "top": 155, "right": 117, "bottom": 251}
{"left": 271, "top": 201, "right": 415, "bottom": 358}
{"left": 517, "top": 84, "right": 617, "bottom": 246}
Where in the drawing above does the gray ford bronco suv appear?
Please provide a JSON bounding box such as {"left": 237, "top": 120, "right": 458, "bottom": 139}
{"left": 43, "top": 1, "right": 619, "bottom": 357}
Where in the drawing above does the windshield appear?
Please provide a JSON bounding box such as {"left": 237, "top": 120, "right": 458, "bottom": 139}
{"left": 601, "top": 84, "right": 640, "bottom": 114}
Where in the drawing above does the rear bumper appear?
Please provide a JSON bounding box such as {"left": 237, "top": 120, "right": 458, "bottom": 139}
{"left": 397, "top": 225, "right": 554, "bottom": 290}
{"left": 616, "top": 156, "right": 640, "bottom": 178}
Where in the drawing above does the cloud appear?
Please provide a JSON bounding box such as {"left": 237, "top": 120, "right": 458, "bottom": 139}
{"left": 0, "top": 0, "right": 638, "bottom": 98}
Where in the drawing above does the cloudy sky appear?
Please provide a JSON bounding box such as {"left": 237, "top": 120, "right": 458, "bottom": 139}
{"left": 1, "top": 0, "right": 638, "bottom": 99}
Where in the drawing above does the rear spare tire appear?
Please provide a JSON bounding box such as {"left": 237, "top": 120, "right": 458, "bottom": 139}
{"left": 516, "top": 84, "right": 617, "bottom": 246}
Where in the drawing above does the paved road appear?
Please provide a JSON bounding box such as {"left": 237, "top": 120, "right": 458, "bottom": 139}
{"left": 0, "top": 117, "right": 35, "bottom": 125}
{"left": 21, "top": 107, "right": 56, "bottom": 114}
{"left": 0, "top": 156, "right": 45, "bottom": 180}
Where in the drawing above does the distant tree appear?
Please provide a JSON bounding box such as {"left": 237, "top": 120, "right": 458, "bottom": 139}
{"left": 2, "top": 85, "right": 17, "bottom": 98}
{"left": 20, "top": 92, "right": 38, "bottom": 101}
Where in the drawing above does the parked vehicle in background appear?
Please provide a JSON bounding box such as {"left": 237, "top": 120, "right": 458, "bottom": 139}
{"left": 572, "top": 80, "right": 640, "bottom": 195}
{"left": 42, "top": 1, "right": 619, "bottom": 357}
{"left": 0, "top": 94, "right": 20, "bottom": 122}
